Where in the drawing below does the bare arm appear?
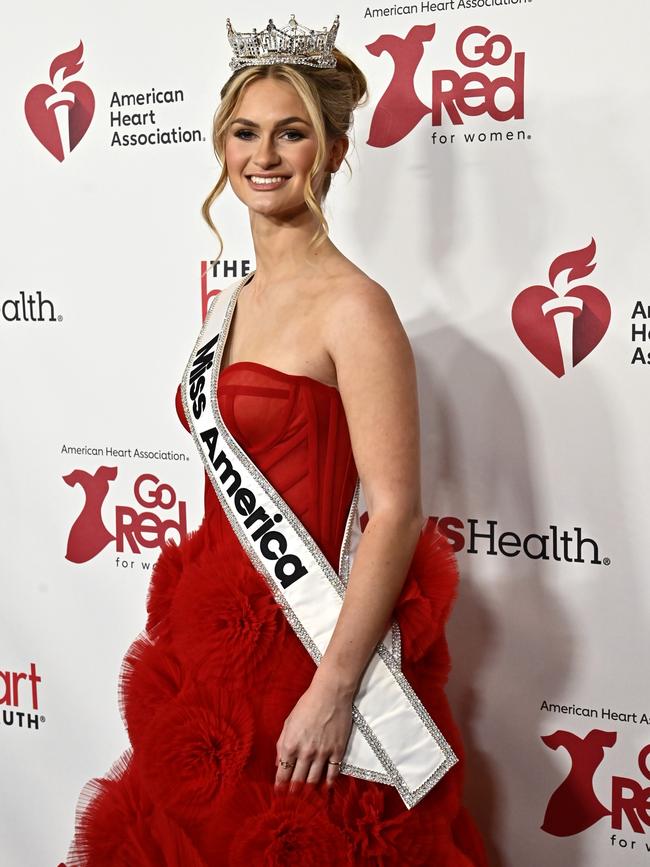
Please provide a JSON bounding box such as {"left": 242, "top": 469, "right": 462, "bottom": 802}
{"left": 274, "top": 277, "right": 425, "bottom": 791}
{"left": 313, "top": 279, "right": 425, "bottom": 697}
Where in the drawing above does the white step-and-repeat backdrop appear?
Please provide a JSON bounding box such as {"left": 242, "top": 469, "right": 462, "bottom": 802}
{"left": 3, "top": 1, "right": 649, "bottom": 864}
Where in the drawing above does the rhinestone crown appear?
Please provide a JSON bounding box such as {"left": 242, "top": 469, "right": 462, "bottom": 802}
{"left": 226, "top": 13, "right": 340, "bottom": 72}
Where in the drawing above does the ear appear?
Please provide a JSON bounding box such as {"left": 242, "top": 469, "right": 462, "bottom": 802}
{"left": 328, "top": 134, "right": 349, "bottom": 172}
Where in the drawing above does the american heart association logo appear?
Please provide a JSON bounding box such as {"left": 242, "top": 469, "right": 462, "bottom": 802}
{"left": 511, "top": 238, "right": 611, "bottom": 378}
{"left": 24, "top": 41, "right": 94, "bottom": 162}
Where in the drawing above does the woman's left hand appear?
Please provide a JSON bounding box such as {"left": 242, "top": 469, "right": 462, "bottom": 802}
{"left": 275, "top": 677, "right": 354, "bottom": 791}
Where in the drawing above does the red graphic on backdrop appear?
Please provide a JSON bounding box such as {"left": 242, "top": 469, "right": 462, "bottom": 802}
{"left": 366, "top": 23, "right": 525, "bottom": 147}
{"left": 64, "top": 466, "right": 117, "bottom": 562}
{"left": 511, "top": 238, "right": 611, "bottom": 378}
{"left": 64, "top": 467, "right": 187, "bottom": 562}
{"left": 366, "top": 24, "right": 437, "bottom": 148}
{"left": 542, "top": 728, "right": 650, "bottom": 838}
{"left": 541, "top": 729, "right": 616, "bottom": 836}
{"left": 24, "top": 41, "right": 95, "bottom": 162}
{"left": 0, "top": 663, "right": 42, "bottom": 711}
{"left": 0, "top": 662, "right": 43, "bottom": 732}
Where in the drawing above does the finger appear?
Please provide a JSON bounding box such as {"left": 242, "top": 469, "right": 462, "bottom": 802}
{"left": 286, "top": 756, "right": 312, "bottom": 791}
{"left": 275, "top": 753, "right": 298, "bottom": 789}
{"left": 304, "top": 755, "right": 327, "bottom": 785}
{"left": 325, "top": 757, "right": 342, "bottom": 787}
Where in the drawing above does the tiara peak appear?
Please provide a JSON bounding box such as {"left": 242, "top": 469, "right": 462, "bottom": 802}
{"left": 226, "top": 13, "right": 340, "bottom": 71}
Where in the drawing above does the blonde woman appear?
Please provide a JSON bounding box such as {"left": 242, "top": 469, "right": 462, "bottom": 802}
{"left": 64, "top": 14, "right": 487, "bottom": 866}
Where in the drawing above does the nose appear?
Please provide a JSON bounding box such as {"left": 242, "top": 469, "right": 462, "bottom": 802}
{"left": 252, "top": 133, "right": 282, "bottom": 170}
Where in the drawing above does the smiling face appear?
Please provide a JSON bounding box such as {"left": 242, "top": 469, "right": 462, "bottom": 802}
{"left": 224, "top": 76, "right": 337, "bottom": 219}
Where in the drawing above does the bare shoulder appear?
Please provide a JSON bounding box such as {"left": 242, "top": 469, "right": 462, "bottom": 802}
{"left": 320, "top": 268, "right": 413, "bottom": 372}
{"left": 324, "top": 268, "right": 398, "bottom": 321}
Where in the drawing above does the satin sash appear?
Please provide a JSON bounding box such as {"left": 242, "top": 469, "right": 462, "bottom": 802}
{"left": 180, "top": 272, "right": 457, "bottom": 808}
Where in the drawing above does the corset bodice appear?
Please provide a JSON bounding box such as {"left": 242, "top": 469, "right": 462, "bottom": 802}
{"left": 175, "top": 362, "right": 358, "bottom": 570}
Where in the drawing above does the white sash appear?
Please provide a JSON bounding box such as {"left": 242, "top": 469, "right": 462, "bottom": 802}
{"left": 180, "top": 272, "right": 457, "bottom": 808}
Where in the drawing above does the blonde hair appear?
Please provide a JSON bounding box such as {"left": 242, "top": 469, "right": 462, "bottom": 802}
{"left": 201, "top": 49, "right": 368, "bottom": 264}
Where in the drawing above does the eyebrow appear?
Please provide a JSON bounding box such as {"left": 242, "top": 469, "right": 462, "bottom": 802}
{"left": 230, "top": 116, "right": 310, "bottom": 128}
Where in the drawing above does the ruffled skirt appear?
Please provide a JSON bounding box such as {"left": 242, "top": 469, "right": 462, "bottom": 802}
{"left": 63, "top": 511, "right": 487, "bottom": 866}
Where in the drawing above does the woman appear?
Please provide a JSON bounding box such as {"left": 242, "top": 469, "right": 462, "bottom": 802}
{"left": 64, "top": 14, "right": 488, "bottom": 867}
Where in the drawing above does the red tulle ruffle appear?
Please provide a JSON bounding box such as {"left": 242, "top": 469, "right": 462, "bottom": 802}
{"left": 145, "top": 522, "right": 209, "bottom": 638}
{"left": 65, "top": 751, "right": 207, "bottom": 867}
{"left": 118, "top": 630, "right": 183, "bottom": 748}
{"left": 169, "top": 521, "right": 283, "bottom": 682}
{"left": 213, "top": 781, "right": 350, "bottom": 866}
{"left": 329, "top": 777, "right": 437, "bottom": 866}
{"left": 139, "top": 683, "right": 256, "bottom": 821}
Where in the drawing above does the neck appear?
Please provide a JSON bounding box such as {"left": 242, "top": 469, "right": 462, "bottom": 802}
{"left": 247, "top": 203, "right": 339, "bottom": 287}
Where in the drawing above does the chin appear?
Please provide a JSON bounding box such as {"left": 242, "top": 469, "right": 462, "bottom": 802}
{"left": 246, "top": 197, "right": 309, "bottom": 218}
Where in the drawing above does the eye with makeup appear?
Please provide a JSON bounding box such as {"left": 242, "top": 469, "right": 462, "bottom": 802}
{"left": 232, "top": 128, "right": 305, "bottom": 142}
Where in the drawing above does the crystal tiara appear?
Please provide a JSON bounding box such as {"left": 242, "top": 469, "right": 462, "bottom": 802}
{"left": 226, "top": 13, "right": 340, "bottom": 72}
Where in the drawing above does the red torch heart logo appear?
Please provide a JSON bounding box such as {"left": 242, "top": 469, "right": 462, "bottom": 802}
{"left": 511, "top": 238, "right": 611, "bottom": 378}
{"left": 24, "top": 41, "right": 95, "bottom": 163}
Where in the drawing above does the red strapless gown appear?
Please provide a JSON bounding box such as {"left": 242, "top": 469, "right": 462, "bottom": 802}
{"left": 64, "top": 362, "right": 487, "bottom": 867}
